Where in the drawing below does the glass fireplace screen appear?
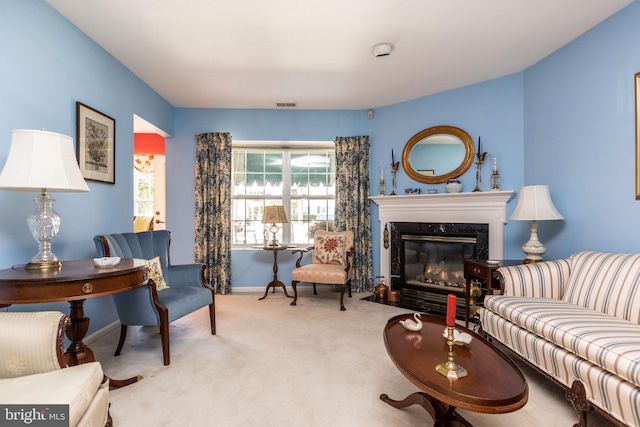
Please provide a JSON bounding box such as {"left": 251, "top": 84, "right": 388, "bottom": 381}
{"left": 402, "top": 235, "right": 477, "bottom": 289}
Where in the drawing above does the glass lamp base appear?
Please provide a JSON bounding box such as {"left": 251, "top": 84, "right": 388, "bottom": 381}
{"left": 26, "top": 190, "right": 62, "bottom": 270}
{"left": 269, "top": 223, "right": 280, "bottom": 247}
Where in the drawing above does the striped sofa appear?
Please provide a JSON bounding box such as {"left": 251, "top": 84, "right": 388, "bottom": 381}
{"left": 479, "top": 252, "right": 640, "bottom": 427}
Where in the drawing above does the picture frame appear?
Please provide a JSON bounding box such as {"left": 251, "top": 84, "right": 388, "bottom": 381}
{"left": 76, "top": 102, "right": 115, "bottom": 184}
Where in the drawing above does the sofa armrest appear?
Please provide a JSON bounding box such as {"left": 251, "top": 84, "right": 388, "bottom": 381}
{"left": 494, "top": 258, "right": 571, "bottom": 299}
{"left": 0, "top": 311, "right": 69, "bottom": 379}
{"left": 167, "top": 263, "right": 210, "bottom": 290}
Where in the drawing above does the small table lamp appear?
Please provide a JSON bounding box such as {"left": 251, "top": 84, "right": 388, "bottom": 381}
{"left": 262, "top": 205, "right": 288, "bottom": 247}
{"left": 0, "top": 130, "right": 90, "bottom": 270}
{"left": 509, "top": 185, "right": 563, "bottom": 263}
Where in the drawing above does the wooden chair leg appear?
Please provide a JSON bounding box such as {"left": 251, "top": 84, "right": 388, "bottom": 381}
{"left": 313, "top": 283, "right": 317, "bottom": 295}
{"left": 347, "top": 279, "right": 352, "bottom": 298}
{"left": 158, "top": 311, "right": 170, "bottom": 366}
{"left": 114, "top": 324, "right": 127, "bottom": 357}
{"left": 290, "top": 281, "right": 298, "bottom": 306}
{"left": 208, "top": 287, "right": 216, "bottom": 335}
{"left": 339, "top": 285, "right": 346, "bottom": 311}
{"left": 209, "top": 303, "right": 216, "bottom": 335}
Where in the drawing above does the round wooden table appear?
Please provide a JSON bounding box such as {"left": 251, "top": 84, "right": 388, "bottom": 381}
{"left": 381, "top": 313, "right": 528, "bottom": 426}
{"left": 254, "top": 245, "right": 295, "bottom": 300}
{"left": 0, "top": 258, "right": 149, "bottom": 388}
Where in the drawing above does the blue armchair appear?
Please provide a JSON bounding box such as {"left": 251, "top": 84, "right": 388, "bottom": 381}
{"left": 94, "top": 230, "right": 215, "bottom": 365}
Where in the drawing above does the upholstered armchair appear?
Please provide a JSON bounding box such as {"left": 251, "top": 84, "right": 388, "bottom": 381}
{"left": 290, "top": 230, "right": 354, "bottom": 311}
{"left": 0, "top": 311, "right": 111, "bottom": 427}
{"left": 94, "top": 230, "right": 215, "bottom": 366}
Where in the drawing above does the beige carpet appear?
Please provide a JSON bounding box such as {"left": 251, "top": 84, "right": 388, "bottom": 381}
{"left": 89, "top": 289, "right": 615, "bottom": 426}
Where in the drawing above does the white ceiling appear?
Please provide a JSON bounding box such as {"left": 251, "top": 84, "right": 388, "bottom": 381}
{"left": 46, "top": 0, "right": 632, "bottom": 111}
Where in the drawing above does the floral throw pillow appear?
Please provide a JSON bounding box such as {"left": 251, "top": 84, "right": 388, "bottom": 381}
{"left": 314, "top": 232, "right": 346, "bottom": 266}
{"left": 148, "top": 256, "right": 169, "bottom": 291}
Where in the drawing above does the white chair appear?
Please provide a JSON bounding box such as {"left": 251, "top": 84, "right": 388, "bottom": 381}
{"left": 290, "top": 230, "right": 354, "bottom": 311}
{"left": 0, "top": 311, "right": 111, "bottom": 427}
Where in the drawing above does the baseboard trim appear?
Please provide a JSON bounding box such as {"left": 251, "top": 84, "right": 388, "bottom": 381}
{"left": 84, "top": 320, "right": 120, "bottom": 345}
{"left": 231, "top": 287, "right": 265, "bottom": 293}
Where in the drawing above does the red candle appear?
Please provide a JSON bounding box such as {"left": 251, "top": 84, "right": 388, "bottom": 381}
{"left": 446, "top": 294, "right": 456, "bottom": 327}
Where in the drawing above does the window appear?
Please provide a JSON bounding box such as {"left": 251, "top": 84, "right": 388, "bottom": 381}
{"left": 232, "top": 143, "right": 336, "bottom": 247}
{"left": 133, "top": 168, "right": 154, "bottom": 216}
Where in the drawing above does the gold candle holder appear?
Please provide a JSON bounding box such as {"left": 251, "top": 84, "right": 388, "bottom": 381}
{"left": 491, "top": 170, "right": 501, "bottom": 191}
{"left": 390, "top": 162, "right": 399, "bottom": 195}
{"left": 472, "top": 152, "right": 486, "bottom": 192}
{"left": 436, "top": 326, "right": 468, "bottom": 380}
{"left": 490, "top": 156, "right": 500, "bottom": 191}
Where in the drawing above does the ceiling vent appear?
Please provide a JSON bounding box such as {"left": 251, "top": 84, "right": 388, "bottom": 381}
{"left": 276, "top": 102, "right": 297, "bottom": 108}
{"left": 372, "top": 43, "right": 394, "bottom": 57}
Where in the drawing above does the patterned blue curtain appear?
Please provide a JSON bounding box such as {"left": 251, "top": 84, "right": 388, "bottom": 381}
{"left": 334, "top": 136, "right": 373, "bottom": 292}
{"left": 194, "top": 133, "right": 232, "bottom": 294}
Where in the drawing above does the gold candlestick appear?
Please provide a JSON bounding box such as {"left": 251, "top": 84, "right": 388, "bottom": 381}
{"left": 491, "top": 170, "right": 500, "bottom": 191}
{"left": 436, "top": 326, "right": 468, "bottom": 380}
{"left": 390, "top": 162, "right": 399, "bottom": 195}
{"left": 472, "top": 152, "right": 486, "bottom": 192}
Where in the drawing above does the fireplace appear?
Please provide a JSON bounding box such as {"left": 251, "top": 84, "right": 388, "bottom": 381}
{"left": 370, "top": 191, "right": 515, "bottom": 315}
{"left": 390, "top": 221, "right": 488, "bottom": 315}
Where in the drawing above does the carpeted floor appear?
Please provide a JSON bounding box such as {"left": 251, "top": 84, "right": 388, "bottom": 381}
{"left": 88, "top": 288, "right": 615, "bottom": 426}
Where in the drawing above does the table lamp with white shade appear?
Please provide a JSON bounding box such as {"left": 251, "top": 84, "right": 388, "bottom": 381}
{"left": 262, "top": 205, "right": 288, "bottom": 247}
{"left": 0, "top": 129, "right": 90, "bottom": 270}
{"left": 509, "top": 185, "right": 564, "bottom": 263}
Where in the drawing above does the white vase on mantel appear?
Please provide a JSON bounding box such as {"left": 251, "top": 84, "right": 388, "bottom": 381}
{"left": 445, "top": 179, "right": 463, "bottom": 193}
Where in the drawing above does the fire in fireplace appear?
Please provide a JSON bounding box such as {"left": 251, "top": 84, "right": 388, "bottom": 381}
{"left": 390, "top": 222, "right": 488, "bottom": 315}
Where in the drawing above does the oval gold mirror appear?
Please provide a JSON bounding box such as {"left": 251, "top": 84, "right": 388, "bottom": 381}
{"left": 401, "top": 125, "right": 475, "bottom": 184}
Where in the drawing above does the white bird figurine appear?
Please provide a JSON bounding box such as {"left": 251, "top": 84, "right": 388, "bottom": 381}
{"left": 399, "top": 313, "right": 423, "bottom": 331}
{"left": 442, "top": 328, "right": 473, "bottom": 345}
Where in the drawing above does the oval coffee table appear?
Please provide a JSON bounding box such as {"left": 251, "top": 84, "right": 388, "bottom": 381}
{"left": 381, "top": 313, "right": 528, "bottom": 426}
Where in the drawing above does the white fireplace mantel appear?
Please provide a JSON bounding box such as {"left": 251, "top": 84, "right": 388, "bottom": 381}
{"left": 370, "top": 190, "right": 516, "bottom": 280}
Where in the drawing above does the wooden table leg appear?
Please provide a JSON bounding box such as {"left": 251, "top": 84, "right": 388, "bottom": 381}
{"left": 64, "top": 300, "right": 143, "bottom": 389}
{"left": 380, "top": 392, "right": 472, "bottom": 427}
{"left": 258, "top": 249, "right": 293, "bottom": 300}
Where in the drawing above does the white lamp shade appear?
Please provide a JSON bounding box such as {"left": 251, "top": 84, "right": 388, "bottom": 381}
{"left": 0, "top": 129, "right": 89, "bottom": 192}
{"left": 509, "top": 185, "right": 563, "bottom": 221}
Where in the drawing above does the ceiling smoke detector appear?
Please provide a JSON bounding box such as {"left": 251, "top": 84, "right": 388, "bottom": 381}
{"left": 372, "top": 43, "right": 394, "bottom": 57}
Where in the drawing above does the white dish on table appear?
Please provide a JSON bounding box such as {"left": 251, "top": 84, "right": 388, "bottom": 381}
{"left": 486, "top": 260, "right": 500, "bottom": 264}
{"left": 442, "top": 328, "right": 473, "bottom": 346}
{"left": 93, "top": 257, "right": 121, "bottom": 268}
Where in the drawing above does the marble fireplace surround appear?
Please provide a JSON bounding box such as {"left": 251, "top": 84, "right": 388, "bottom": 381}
{"left": 370, "top": 191, "right": 516, "bottom": 282}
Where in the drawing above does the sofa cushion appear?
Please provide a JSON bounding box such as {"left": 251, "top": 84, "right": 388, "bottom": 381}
{"left": 292, "top": 263, "right": 348, "bottom": 285}
{"left": 480, "top": 307, "right": 640, "bottom": 426}
{"left": 148, "top": 256, "right": 169, "bottom": 291}
{"left": 313, "top": 231, "right": 347, "bottom": 266}
{"left": 0, "top": 362, "right": 105, "bottom": 427}
{"left": 562, "top": 252, "right": 640, "bottom": 323}
{"left": 484, "top": 295, "right": 640, "bottom": 387}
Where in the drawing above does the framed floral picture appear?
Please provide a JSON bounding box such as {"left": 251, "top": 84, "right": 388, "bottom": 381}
{"left": 76, "top": 102, "right": 115, "bottom": 184}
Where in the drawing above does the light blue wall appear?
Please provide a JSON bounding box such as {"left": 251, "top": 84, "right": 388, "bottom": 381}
{"left": 4, "top": 0, "right": 640, "bottom": 330}
{"left": 0, "top": 1, "right": 173, "bottom": 333}
{"left": 168, "top": 74, "right": 525, "bottom": 286}
{"left": 168, "top": 108, "right": 371, "bottom": 286}
{"left": 370, "top": 74, "right": 526, "bottom": 269}
{"left": 523, "top": 0, "right": 640, "bottom": 259}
